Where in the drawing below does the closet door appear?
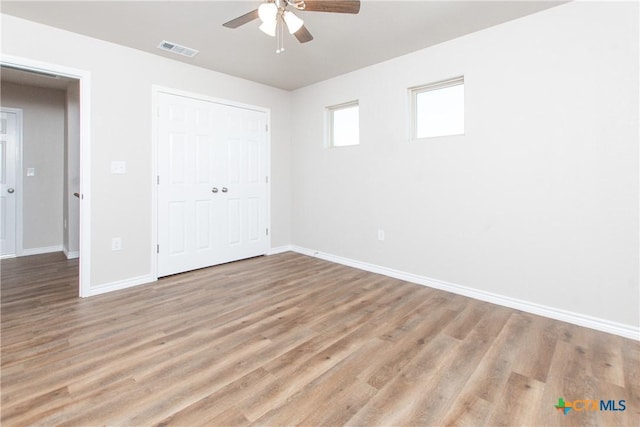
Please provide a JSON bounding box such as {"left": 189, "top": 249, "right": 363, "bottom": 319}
{"left": 215, "top": 105, "right": 269, "bottom": 265}
{"left": 157, "top": 93, "right": 268, "bottom": 277}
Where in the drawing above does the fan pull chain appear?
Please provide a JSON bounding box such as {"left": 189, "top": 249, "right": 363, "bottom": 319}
{"left": 276, "top": 17, "right": 285, "bottom": 54}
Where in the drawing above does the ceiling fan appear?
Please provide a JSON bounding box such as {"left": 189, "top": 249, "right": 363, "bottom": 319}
{"left": 223, "top": 0, "right": 361, "bottom": 52}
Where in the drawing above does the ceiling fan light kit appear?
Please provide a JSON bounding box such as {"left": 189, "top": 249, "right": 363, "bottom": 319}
{"left": 257, "top": 0, "right": 305, "bottom": 53}
{"left": 283, "top": 11, "right": 304, "bottom": 34}
{"left": 259, "top": 19, "right": 277, "bottom": 37}
{"left": 258, "top": 2, "right": 278, "bottom": 23}
{"left": 223, "top": 0, "right": 361, "bottom": 53}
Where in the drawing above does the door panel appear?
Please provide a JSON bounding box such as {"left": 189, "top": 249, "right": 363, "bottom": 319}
{"left": 0, "top": 111, "right": 17, "bottom": 256}
{"left": 0, "top": 140, "right": 6, "bottom": 182}
{"left": 196, "top": 136, "right": 211, "bottom": 184}
{"left": 227, "top": 199, "right": 241, "bottom": 246}
{"left": 195, "top": 200, "right": 212, "bottom": 250}
{"left": 157, "top": 93, "right": 268, "bottom": 277}
{"left": 168, "top": 202, "right": 186, "bottom": 255}
{"left": 169, "top": 133, "right": 187, "bottom": 184}
{"left": 247, "top": 140, "right": 259, "bottom": 184}
{"left": 248, "top": 198, "right": 260, "bottom": 242}
{"left": 217, "top": 107, "right": 268, "bottom": 264}
{"left": 227, "top": 139, "right": 242, "bottom": 184}
{"left": 0, "top": 197, "right": 6, "bottom": 241}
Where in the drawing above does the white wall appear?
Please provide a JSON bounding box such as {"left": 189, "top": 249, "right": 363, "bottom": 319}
{"left": 1, "top": 82, "right": 66, "bottom": 252}
{"left": 290, "top": 1, "right": 639, "bottom": 329}
{"left": 1, "top": 14, "right": 292, "bottom": 290}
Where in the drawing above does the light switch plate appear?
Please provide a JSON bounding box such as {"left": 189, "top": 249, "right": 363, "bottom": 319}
{"left": 111, "top": 161, "right": 127, "bottom": 174}
{"left": 112, "top": 237, "right": 122, "bottom": 251}
{"left": 27, "top": 168, "right": 35, "bottom": 177}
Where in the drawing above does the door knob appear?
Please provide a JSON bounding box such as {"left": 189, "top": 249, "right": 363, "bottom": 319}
{"left": 7, "top": 188, "right": 14, "bottom": 194}
{"left": 222, "top": 187, "right": 228, "bottom": 193}
{"left": 212, "top": 187, "right": 218, "bottom": 193}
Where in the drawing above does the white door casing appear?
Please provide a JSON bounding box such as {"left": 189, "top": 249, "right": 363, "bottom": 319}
{"left": 0, "top": 109, "right": 20, "bottom": 257}
{"left": 157, "top": 92, "right": 268, "bottom": 277}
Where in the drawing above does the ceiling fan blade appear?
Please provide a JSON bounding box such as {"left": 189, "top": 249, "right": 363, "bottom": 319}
{"left": 302, "top": 0, "right": 360, "bottom": 14}
{"left": 294, "top": 25, "right": 314, "bottom": 43}
{"left": 222, "top": 9, "right": 260, "bottom": 28}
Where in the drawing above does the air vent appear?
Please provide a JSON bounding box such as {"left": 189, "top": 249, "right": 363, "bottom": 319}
{"left": 157, "top": 40, "right": 199, "bottom": 58}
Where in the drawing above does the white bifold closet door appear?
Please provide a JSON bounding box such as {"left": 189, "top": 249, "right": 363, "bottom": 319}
{"left": 157, "top": 93, "right": 268, "bottom": 277}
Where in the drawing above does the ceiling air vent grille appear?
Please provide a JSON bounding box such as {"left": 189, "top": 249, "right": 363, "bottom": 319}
{"left": 157, "top": 40, "right": 199, "bottom": 58}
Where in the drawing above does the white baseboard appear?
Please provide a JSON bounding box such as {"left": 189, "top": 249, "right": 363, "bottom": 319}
{"left": 63, "top": 247, "right": 80, "bottom": 260}
{"left": 20, "top": 245, "right": 63, "bottom": 257}
{"left": 87, "top": 247, "right": 291, "bottom": 298}
{"left": 268, "top": 245, "right": 293, "bottom": 255}
{"left": 84, "top": 274, "right": 156, "bottom": 297}
{"left": 289, "top": 245, "right": 639, "bottom": 341}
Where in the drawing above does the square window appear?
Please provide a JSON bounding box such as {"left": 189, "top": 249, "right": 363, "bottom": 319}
{"left": 410, "top": 76, "right": 464, "bottom": 140}
{"left": 327, "top": 101, "right": 359, "bottom": 147}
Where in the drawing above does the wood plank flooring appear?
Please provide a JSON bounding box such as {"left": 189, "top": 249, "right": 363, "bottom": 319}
{"left": 1, "top": 252, "right": 638, "bottom": 426}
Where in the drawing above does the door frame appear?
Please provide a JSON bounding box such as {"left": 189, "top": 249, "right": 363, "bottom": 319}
{"left": 1, "top": 55, "right": 92, "bottom": 297}
{"left": 151, "top": 85, "right": 271, "bottom": 279}
{"left": 0, "top": 107, "right": 23, "bottom": 258}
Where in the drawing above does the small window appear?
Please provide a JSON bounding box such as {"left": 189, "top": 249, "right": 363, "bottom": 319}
{"left": 327, "top": 101, "right": 359, "bottom": 147}
{"left": 410, "top": 76, "right": 464, "bottom": 140}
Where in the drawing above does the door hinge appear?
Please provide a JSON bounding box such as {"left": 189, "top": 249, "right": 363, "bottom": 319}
{"left": 265, "top": 124, "right": 268, "bottom": 132}
{"left": 157, "top": 244, "right": 160, "bottom": 254}
{"left": 157, "top": 175, "right": 160, "bottom": 185}
{"left": 265, "top": 176, "right": 269, "bottom": 184}
{"left": 266, "top": 228, "right": 269, "bottom": 236}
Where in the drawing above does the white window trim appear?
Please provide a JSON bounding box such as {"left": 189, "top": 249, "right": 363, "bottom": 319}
{"left": 325, "top": 100, "right": 360, "bottom": 148}
{"left": 409, "top": 76, "right": 464, "bottom": 141}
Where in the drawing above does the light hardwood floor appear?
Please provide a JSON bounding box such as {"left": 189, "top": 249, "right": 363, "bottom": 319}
{"left": 1, "top": 252, "right": 638, "bottom": 426}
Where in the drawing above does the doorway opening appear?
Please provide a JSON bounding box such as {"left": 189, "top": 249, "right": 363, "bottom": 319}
{"left": 0, "top": 56, "right": 91, "bottom": 297}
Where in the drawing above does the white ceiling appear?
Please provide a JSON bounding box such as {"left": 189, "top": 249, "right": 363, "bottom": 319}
{"left": 1, "top": 1, "right": 566, "bottom": 91}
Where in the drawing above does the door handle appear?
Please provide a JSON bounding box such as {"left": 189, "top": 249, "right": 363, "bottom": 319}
{"left": 212, "top": 187, "right": 218, "bottom": 193}
{"left": 7, "top": 188, "right": 15, "bottom": 194}
{"left": 222, "top": 187, "right": 228, "bottom": 193}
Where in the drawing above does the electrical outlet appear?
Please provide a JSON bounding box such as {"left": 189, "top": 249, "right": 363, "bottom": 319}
{"left": 378, "top": 229, "right": 385, "bottom": 241}
{"left": 112, "top": 237, "right": 122, "bottom": 251}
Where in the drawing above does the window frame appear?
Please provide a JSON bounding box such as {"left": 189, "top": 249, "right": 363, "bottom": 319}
{"left": 325, "top": 100, "right": 360, "bottom": 148}
{"left": 409, "top": 76, "right": 465, "bottom": 141}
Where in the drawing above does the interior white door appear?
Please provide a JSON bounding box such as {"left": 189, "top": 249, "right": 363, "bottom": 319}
{"left": 216, "top": 106, "right": 269, "bottom": 264}
{"left": 0, "top": 110, "right": 18, "bottom": 257}
{"left": 157, "top": 93, "right": 268, "bottom": 277}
